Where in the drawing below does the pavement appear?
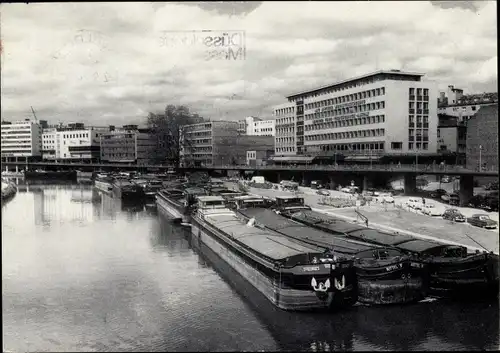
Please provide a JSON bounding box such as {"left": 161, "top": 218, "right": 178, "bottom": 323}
{"left": 226, "top": 181, "right": 499, "bottom": 255}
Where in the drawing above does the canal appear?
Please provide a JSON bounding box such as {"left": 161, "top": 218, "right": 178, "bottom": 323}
{"left": 2, "top": 181, "right": 499, "bottom": 352}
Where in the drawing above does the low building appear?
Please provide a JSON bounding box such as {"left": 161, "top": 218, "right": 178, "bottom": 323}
{"left": 438, "top": 91, "right": 497, "bottom": 123}
{"left": 1, "top": 119, "right": 43, "bottom": 162}
{"left": 436, "top": 114, "right": 467, "bottom": 165}
{"left": 100, "top": 126, "right": 156, "bottom": 165}
{"left": 238, "top": 116, "right": 275, "bottom": 136}
{"left": 231, "top": 135, "right": 274, "bottom": 165}
{"left": 246, "top": 149, "right": 274, "bottom": 166}
{"left": 466, "top": 104, "right": 498, "bottom": 171}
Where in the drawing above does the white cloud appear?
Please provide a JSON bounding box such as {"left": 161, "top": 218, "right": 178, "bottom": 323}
{"left": 0, "top": 1, "right": 497, "bottom": 125}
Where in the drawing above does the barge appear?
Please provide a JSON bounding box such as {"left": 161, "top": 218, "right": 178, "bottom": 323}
{"left": 190, "top": 196, "right": 357, "bottom": 311}
{"left": 94, "top": 173, "right": 114, "bottom": 193}
{"left": 238, "top": 204, "right": 425, "bottom": 305}
{"left": 132, "top": 179, "right": 163, "bottom": 201}
{"left": 276, "top": 197, "right": 499, "bottom": 300}
{"left": 155, "top": 186, "right": 207, "bottom": 223}
{"left": 24, "top": 170, "right": 77, "bottom": 181}
{"left": 112, "top": 178, "right": 145, "bottom": 202}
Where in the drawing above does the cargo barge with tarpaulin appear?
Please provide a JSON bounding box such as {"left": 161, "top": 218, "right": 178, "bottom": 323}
{"left": 111, "top": 178, "right": 145, "bottom": 202}
{"left": 237, "top": 201, "right": 426, "bottom": 305}
{"left": 94, "top": 173, "right": 114, "bottom": 193}
{"left": 190, "top": 195, "right": 357, "bottom": 311}
{"left": 275, "top": 197, "right": 499, "bottom": 299}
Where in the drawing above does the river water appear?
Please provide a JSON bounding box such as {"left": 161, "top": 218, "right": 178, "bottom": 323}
{"left": 2, "top": 182, "right": 499, "bottom": 352}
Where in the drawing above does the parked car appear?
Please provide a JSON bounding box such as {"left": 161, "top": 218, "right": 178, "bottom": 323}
{"left": 407, "top": 198, "right": 423, "bottom": 210}
{"left": 378, "top": 193, "right": 395, "bottom": 203}
{"left": 468, "top": 195, "right": 485, "bottom": 208}
{"left": 467, "top": 214, "right": 498, "bottom": 229}
{"left": 441, "top": 176, "right": 451, "bottom": 183}
{"left": 448, "top": 193, "right": 460, "bottom": 206}
{"left": 430, "top": 189, "right": 448, "bottom": 199}
{"left": 316, "top": 189, "right": 330, "bottom": 196}
{"left": 310, "top": 180, "right": 323, "bottom": 189}
{"left": 481, "top": 196, "right": 499, "bottom": 212}
{"left": 442, "top": 208, "right": 466, "bottom": 222}
{"left": 422, "top": 204, "right": 443, "bottom": 216}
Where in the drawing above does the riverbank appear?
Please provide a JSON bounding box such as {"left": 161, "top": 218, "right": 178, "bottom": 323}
{"left": 227, "top": 182, "right": 499, "bottom": 255}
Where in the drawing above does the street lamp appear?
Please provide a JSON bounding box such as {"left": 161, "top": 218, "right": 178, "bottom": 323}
{"left": 479, "top": 145, "right": 483, "bottom": 171}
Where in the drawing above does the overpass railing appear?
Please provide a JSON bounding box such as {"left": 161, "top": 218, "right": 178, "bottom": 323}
{"left": 183, "top": 164, "right": 499, "bottom": 174}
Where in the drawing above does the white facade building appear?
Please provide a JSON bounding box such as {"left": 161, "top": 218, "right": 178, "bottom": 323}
{"left": 1, "top": 119, "right": 42, "bottom": 160}
{"left": 238, "top": 116, "right": 276, "bottom": 136}
{"left": 274, "top": 70, "right": 438, "bottom": 160}
{"left": 42, "top": 126, "right": 107, "bottom": 161}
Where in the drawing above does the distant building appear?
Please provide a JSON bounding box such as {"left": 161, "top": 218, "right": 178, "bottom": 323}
{"left": 1, "top": 119, "right": 42, "bottom": 162}
{"left": 438, "top": 90, "right": 497, "bottom": 123}
{"left": 237, "top": 116, "right": 275, "bottom": 136}
{"left": 466, "top": 104, "right": 498, "bottom": 171}
{"left": 273, "top": 69, "right": 438, "bottom": 164}
{"left": 232, "top": 135, "right": 274, "bottom": 165}
{"left": 41, "top": 124, "right": 109, "bottom": 162}
{"left": 436, "top": 114, "right": 467, "bottom": 165}
{"left": 100, "top": 126, "right": 156, "bottom": 165}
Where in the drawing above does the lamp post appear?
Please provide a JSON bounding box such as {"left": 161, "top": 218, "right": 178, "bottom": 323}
{"left": 479, "top": 145, "right": 483, "bottom": 171}
{"left": 370, "top": 149, "right": 373, "bottom": 170}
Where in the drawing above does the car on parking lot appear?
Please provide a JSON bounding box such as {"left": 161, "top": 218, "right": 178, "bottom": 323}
{"left": 316, "top": 189, "right": 330, "bottom": 196}
{"left": 467, "top": 214, "right": 498, "bottom": 229}
{"left": 378, "top": 192, "right": 395, "bottom": 203}
{"left": 422, "top": 203, "right": 443, "bottom": 216}
{"left": 430, "top": 189, "right": 448, "bottom": 199}
{"left": 442, "top": 208, "right": 466, "bottom": 222}
{"left": 447, "top": 193, "right": 460, "bottom": 206}
{"left": 407, "top": 198, "right": 423, "bottom": 210}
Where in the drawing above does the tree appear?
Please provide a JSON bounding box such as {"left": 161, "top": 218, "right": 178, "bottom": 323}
{"left": 146, "top": 105, "right": 205, "bottom": 166}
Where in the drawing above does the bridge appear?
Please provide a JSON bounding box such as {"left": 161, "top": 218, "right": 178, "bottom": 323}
{"left": 2, "top": 161, "right": 497, "bottom": 207}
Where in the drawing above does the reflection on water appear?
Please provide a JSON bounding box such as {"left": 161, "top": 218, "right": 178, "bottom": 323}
{"left": 2, "top": 183, "right": 499, "bottom": 352}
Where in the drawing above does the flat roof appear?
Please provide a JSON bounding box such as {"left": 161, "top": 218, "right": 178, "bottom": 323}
{"left": 197, "top": 195, "right": 225, "bottom": 202}
{"left": 286, "top": 70, "right": 425, "bottom": 99}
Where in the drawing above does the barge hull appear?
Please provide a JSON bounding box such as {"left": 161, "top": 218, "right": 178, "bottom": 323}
{"left": 191, "top": 218, "right": 348, "bottom": 311}
{"left": 156, "top": 195, "right": 187, "bottom": 223}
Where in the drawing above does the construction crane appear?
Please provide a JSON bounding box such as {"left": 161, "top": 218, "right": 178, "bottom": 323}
{"left": 30, "top": 106, "right": 38, "bottom": 122}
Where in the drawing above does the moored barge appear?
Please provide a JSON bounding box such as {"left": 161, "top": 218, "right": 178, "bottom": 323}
{"left": 238, "top": 205, "right": 426, "bottom": 305}
{"left": 190, "top": 196, "right": 357, "bottom": 311}
{"left": 94, "top": 173, "right": 114, "bottom": 193}
{"left": 24, "top": 170, "right": 77, "bottom": 181}
{"left": 276, "top": 197, "right": 499, "bottom": 299}
{"left": 112, "top": 178, "right": 145, "bottom": 202}
{"left": 155, "top": 186, "right": 207, "bottom": 223}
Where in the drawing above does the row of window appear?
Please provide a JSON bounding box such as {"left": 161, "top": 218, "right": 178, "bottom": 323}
{"left": 276, "top": 116, "right": 295, "bottom": 126}
{"left": 275, "top": 147, "right": 296, "bottom": 153}
{"left": 408, "top": 143, "right": 429, "bottom": 150}
{"left": 306, "top": 101, "right": 386, "bottom": 120}
{"left": 276, "top": 127, "right": 295, "bottom": 136}
{"left": 1, "top": 131, "right": 32, "bottom": 135}
{"left": 182, "top": 147, "right": 213, "bottom": 153}
{"left": 275, "top": 106, "right": 295, "bottom": 116}
{"left": 409, "top": 88, "right": 430, "bottom": 96}
{"left": 304, "top": 87, "right": 386, "bottom": 112}
{"left": 183, "top": 123, "right": 213, "bottom": 132}
{"left": 306, "top": 115, "right": 386, "bottom": 131}
{"left": 306, "top": 142, "right": 385, "bottom": 152}
{"left": 306, "top": 129, "right": 385, "bottom": 142}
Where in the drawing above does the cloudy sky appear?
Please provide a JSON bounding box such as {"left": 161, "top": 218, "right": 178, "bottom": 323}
{"left": 1, "top": 1, "right": 497, "bottom": 126}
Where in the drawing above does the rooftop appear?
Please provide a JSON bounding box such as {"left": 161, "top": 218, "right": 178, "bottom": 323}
{"left": 286, "top": 69, "right": 425, "bottom": 99}
{"left": 197, "top": 195, "right": 225, "bottom": 202}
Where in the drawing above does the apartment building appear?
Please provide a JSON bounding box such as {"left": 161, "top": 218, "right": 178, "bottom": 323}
{"left": 437, "top": 114, "right": 467, "bottom": 165}
{"left": 1, "top": 119, "right": 44, "bottom": 162}
{"left": 100, "top": 125, "right": 156, "bottom": 165}
{"left": 238, "top": 116, "right": 275, "bottom": 136}
{"left": 273, "top": 70, "right": 438, "bottom": 163}
{"left": 179, "top": 120, "right": 240, "bottom": 167}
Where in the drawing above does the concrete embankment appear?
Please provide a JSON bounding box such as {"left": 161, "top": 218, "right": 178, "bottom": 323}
{"left": 227, "top": 181, "right": 499, "bottom": 255}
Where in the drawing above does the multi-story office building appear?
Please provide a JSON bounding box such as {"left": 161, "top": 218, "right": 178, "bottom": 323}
{"left": 438, "top": 91, "right": 497, "bottom": 123}
{"left": 179, "top": 120, "right": 240, "bottom": 167}
{"left": 100, "top": 125, "right": 156, "bottom": 165}
{"left": 238, "top": 116, "right": 275, "bottom": 136}
{"left": 466, "top": 104, "right": 498, "bottom": 171}
{"left": 1, "top": 119, "right": 44, "bottom": 162}
{"left": 41, "top": 124, "right": 109, "bottom": 162}
{"left": 273, "top": 70, "right": 438, "bottom": 163}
